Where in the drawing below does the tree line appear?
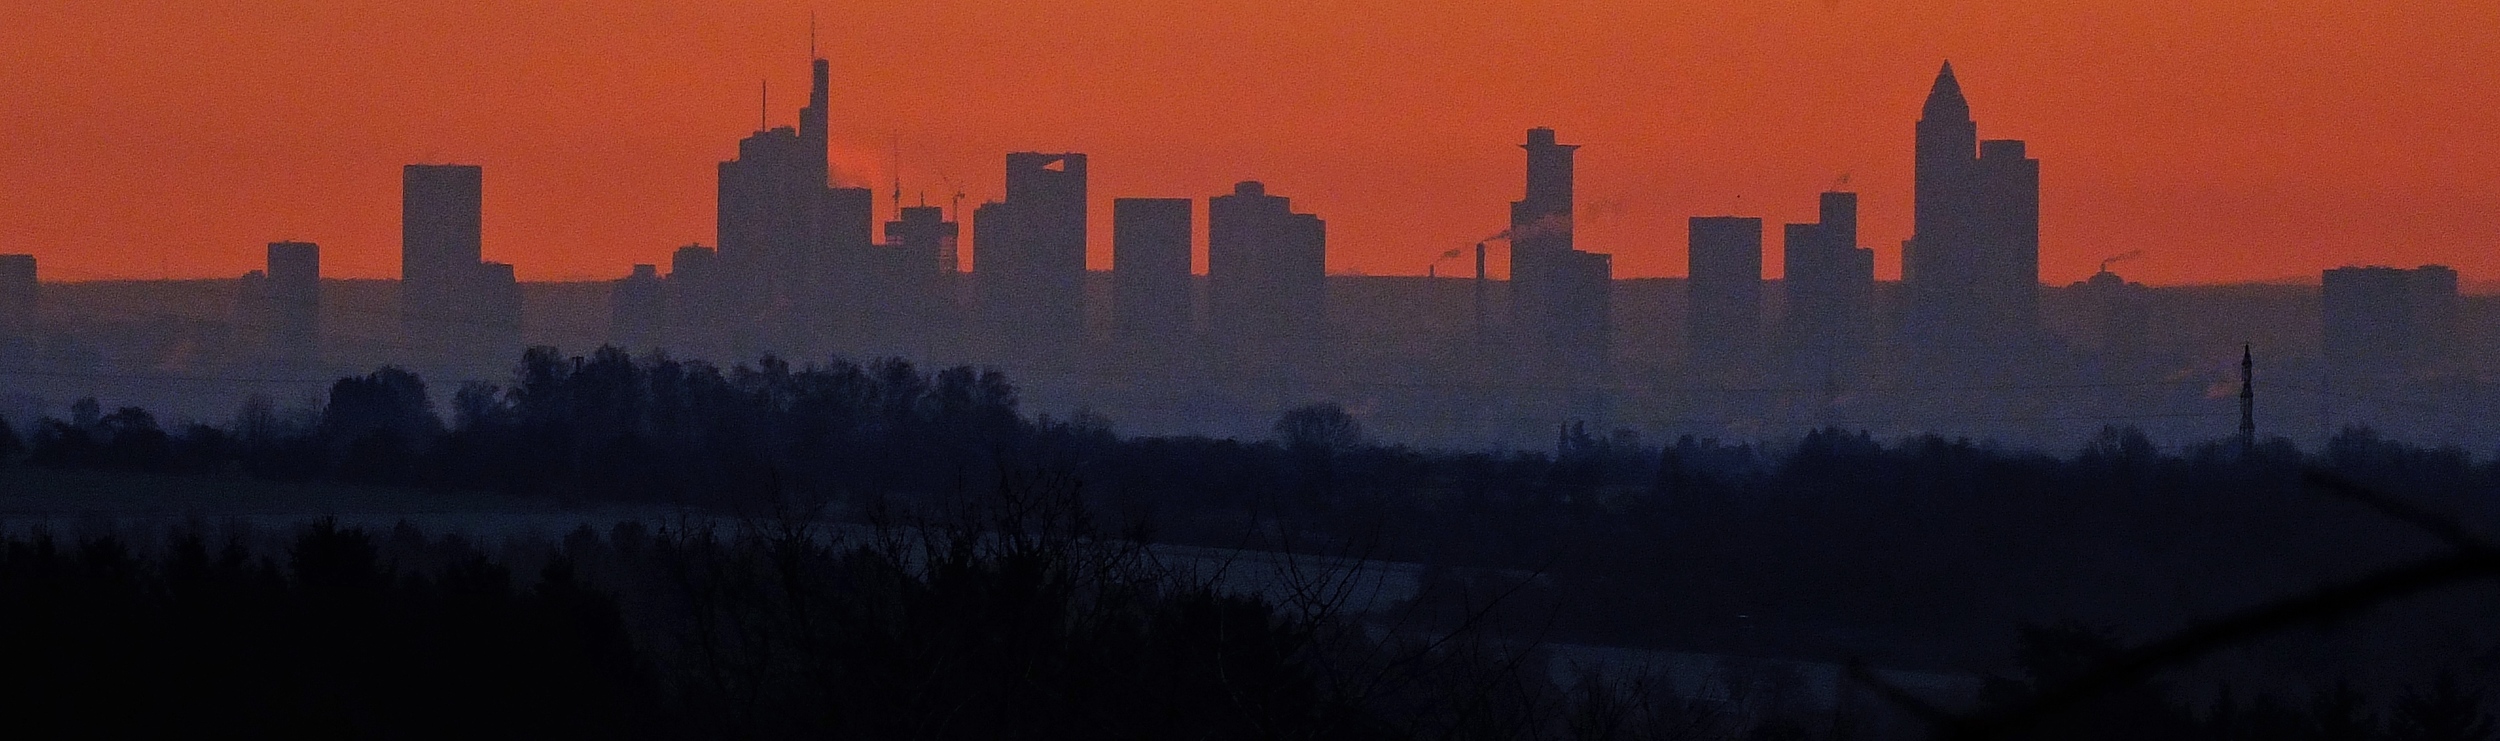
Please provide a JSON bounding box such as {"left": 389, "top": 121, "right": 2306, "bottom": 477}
{"left": 1, "top": 346, "right": 2496, "bottom": 737}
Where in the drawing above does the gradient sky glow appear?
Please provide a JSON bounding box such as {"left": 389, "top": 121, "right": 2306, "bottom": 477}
{"left": 2, "top": 0, "right": 2495, "bottom": 285}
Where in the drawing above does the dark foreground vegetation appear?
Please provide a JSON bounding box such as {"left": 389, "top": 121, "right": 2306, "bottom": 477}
{"left": 2, "top": 500, "right": 2491, "bottom": 740}
{"left": 0, "top": 346, "right": 2495, "bottom": 738}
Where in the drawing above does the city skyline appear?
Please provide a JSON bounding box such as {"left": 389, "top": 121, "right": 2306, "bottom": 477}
{"left": 2, "top": 2, "right": 2494, "bottom": 285}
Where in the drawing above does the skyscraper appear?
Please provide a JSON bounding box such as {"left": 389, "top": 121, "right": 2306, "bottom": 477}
{"left": 401, "top": 164, "right": 491, "bottom": 366}
{"left": 859, "top": 204, "right": 960, "bottom": 358}
{"left": 0, "top": 254, "right": 35, "bottom": 339}
{"left": 1903, "top": 63, "right": 2039, "bottom": 353}
{"left": 1688, "top": 217, "right": 1764, "bottom": 374}
{"left": 402, "top": 165, "right": 481, "bottom": 297}
{"left": 1208, "top": 182, "right": 1325, "bottom": 370}
{"left": 1507, "top": 128, "right": 1611, "bottom": 379}
{"left": 1112, "top": 197, "right": 1193, "bottom": 348}
{"left": 475, "top": 260, "right": 522, "bottom": 360}
{"left": 666, "top": 244, "right": 728, "bottom": 361}
{"left": 974, "top": 152, "right": 1088, "bottom": 357}
{"left": 1779, "top": 192, "right": 1874, "bottom": 377}
{"left": 886, "top": 205, "right": 960, "bottom": 276}
{"left": 714, "top": 52, "right": 873, "bottom": 357}
{"left": 265, "top": 241, "right": 320, "bottom": 367}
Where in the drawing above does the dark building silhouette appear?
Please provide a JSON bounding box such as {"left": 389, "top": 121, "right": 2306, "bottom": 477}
{"left": 715, "top": 53, "right": 875, "bottom": 355}
{"left": 401, "top": 164, "right": 515, "bottom": 370}
{"left": 475, "top": 260, "right": 522, "bottom": 357}
{"left": 1903, "top": 63, "right": 2039, "bottom": 354}
{"left": 1507, "top": 128, "right": 1611, "bottom": 380}
{"left": 2069, "top": 266, "right": 2148, "bottom": 367}
{"left": 610, "top": 264, "right": 665, "bottom": 352}
{"left": 974, "top": 152, "right": 1088, "bottom": 356}
{"left": 1208, "top": 182, "right": 1325, "bottom": 373}
{"left": 0, "top": 254, "right": 33, "bottom": 339}
{"left": 2323, "top": 265, "right": 2458, "bottom": 381}
{"left": 264, "top": 241, "right": 320, "bottom": 367}
{"left": 854, "top": 204, "right": 960, "bottom": 358}
{"left": 886, "top": 204, "right": 960, "bottom": 277}
{"left": 1112, "top": 197, "right": 1193, "bottom": 348}
{"left": 1688, "top": 216, "right": 1764, "bottom": 374}
{"left": 665, "top": 244, "right": 729, "bottom": 361}
{"left": 1779, "top": 192, "right": 1873, "bottom": 378}
{"left": 402, "top": 165, "right": 481, "bottom": 295}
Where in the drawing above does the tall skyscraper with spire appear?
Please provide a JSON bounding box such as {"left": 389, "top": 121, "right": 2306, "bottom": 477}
{"left": 715, "top": 44, "right": 872, "bottom": 357}
{"left": 1902, "top": 62, "right": 2039, "bottom": 356}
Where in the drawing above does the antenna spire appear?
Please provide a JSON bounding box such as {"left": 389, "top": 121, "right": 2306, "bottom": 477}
{"left": 760, "top": 79, "right": 769, "bottom": 131}
{"left": 2240, "top": 343, "right": 2257, "bottom": 455}
{"left": 810, "top": 10, "right": 817, "bottom": 58}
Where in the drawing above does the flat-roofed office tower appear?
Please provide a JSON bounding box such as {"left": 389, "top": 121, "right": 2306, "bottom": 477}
{"left": 401, "top": 164, "right": 482, "bottom": 365}
{"left": 0, "top": 254, "right": 34, "bottom": 339}
{"left": 400, "top": 164, "right": 520, "bottom": 373}
{"left": 973, "top": 152, "right": 1088, "bottom": 361}
{"left": 1208, "top": 182, "right": 1326, "bottom": 376}
{"left": 1689, "top": 216, "right": 1764, "bottom": 377}
{"left": 1902, "top": 63, "right": 2039, "bottom": 357}
{"left": 1779, "top": 192, "right": 1874, "bottom": 379}
{"left": 402, "top": 165, "right": 479, "bottom": 298}
{"left": 1112, "top": 198, "right": 1193, "bottom": 350}
{"left": 266, "top": 241, "right": 320, "bottom": 368}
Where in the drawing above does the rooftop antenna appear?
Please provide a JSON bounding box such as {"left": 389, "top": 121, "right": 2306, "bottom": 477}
{"left": 809, "top": 10, "right": 817, "bottom": 58}
{"left": 891, "top": 134, "right": 903, "bottom": 222}
{"left": 760, "top": 79, "right": 769, "bottom": 131}
{"left": 937, "top": 169, "right": 966, "bottom": 222}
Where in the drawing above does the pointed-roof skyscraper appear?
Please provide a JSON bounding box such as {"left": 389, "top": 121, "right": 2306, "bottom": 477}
{"left": 1903, "top": 61, "right": 2034, "bottom": 357}
{"left": 1921, "top": 61, "right": 1970, "bottom": 121}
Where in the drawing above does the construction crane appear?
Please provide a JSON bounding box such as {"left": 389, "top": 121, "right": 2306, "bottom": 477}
{"left": 935, "top": 169, "right": 967, "bottom": 222}
{"left": 2099, "top": 249, "right": 2144, "bottom": 274}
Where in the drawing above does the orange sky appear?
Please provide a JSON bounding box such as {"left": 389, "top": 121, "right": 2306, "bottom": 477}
{"left": 2, "top": 0, "right": 2495, "bottom": 286}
